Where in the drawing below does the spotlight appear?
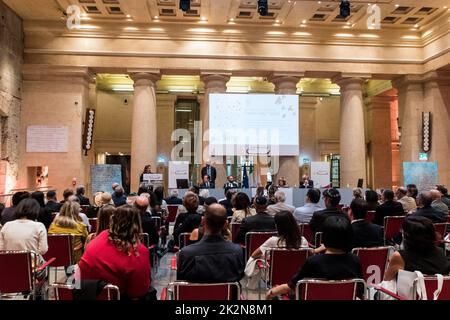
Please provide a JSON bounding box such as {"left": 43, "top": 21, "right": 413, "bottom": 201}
{"left": 180, "top": 0, "right": 191, "bottom": 12}
{"left": 258, "top": 0, "right": 269, "bottom": 16}
{"left": 340, "top": 0, "right": 351, "bottom": 18}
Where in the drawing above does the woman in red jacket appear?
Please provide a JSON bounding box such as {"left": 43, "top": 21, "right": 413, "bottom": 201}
{"left": 78, "top": 205, "right": 151, "bottom": 300}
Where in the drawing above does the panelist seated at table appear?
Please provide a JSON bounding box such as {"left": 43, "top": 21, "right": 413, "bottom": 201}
{"left": 299, "top": 175, "right": 314, "bottom": 189}
{"left": 199, "top": 175, "right": 213, "bottom": 189}
{"left": 223, "top": 176, "right": 239, "bottom": 189}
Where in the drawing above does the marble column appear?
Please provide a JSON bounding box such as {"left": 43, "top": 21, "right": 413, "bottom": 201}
{"left": 129, "top": 71, "right": 161, "bottom": 192}
{"left": 335, "top": 77, "right": 367, "bottom": 188}
{"left": 366, "top": 94, "right": 395, "bottom": 189}
{"left": 392, "top": 76, "right": 424, "bottom": 185}
{"left": 200, "top": 73, "right": 231, "bottom": 188}
{"left": 299, "top": 97, "right": 319, "bottom": 179}
{"left": 423, "top": 72, "right": 450, "bottom": 185}
{"left": 270, "top": 74, "right": 301, "bottom": 186}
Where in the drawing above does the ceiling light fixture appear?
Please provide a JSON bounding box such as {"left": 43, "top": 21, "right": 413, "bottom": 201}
{"left": 257, "top": 0, "right": 269, "bottom": 16}
{"left": 179, "top": 0, "right": 191, "bottom": 12}
{"left": 340, "top": 0, "right": 351, "bottom": 18}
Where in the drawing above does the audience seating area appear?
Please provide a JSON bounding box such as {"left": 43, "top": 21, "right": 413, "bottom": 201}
{"left": 1, "top": 185, "right": 450, "bottom": 301}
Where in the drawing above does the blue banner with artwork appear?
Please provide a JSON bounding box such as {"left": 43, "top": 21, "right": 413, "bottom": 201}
{"left": 91, "top": 165, "right": 122, "bottom": 194}
{"left": 403, "top": 162, "right": 438, "bottom": 192}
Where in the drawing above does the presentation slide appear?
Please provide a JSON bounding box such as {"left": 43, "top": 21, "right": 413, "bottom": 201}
{"left": 209, "top": 94, "right": 299, "bottom": 156}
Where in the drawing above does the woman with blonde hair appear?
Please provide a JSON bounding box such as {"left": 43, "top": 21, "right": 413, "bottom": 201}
{"left": 48, "top": 201, "right": 88, "bottom": 262}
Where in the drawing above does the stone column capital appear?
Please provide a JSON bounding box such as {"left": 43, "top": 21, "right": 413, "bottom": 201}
{"left": 200, "top": 73, "right": 231, "bottom": 92}
{"left": 332, "top": 76, "right": 367, "bottom": 91}
{"left": 269, "top": 73, "right": 303, "bottom": 94}
{"left": 22, "top": 65, "right": 95, "bottom": 87}
{"left": 128, "top": 69, "right": 161, "bottom": 88}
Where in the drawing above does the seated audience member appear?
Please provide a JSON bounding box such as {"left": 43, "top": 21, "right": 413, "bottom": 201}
{"left": 251, "top": 211, "right": 308, "bottom": 260}
{"left": 76, "top": 186, "right": 91, "bottom": 206}
{"left": 48, "top": 201, "right": 88, "bottom": 262}
{"left": 60, "top": 189, "right": 74, "bottom": 203}
{"left": 0, "top": 198, "right": 48, "bottom": 266}
{"left": 436, "top": 185, "right": 450, "bottom": 210}
{"left": 267, "top": 185, "right": 278, "bottom": 205}
{"left": 112, "top": 186, "right": 127, "bottom": 207}
{"left": 173, "top": 192, "right": 202, "bottom": 246}
{"left": 293, "top": 188, "right": 322, "bottom": 224}
{"left": 1, "top": 191, "right": 30, "bottom": 225}
{"left": 126, "top": 192, "right": 139, "bottom": 206}
{"left": 407, "top": 184, "right": 419, "bottom": 206}
{"left": 277, "top": 177, "right": 288, "bottom": 188}
{"left": 199, "top": 189, "right": 210, "bottom": 206}
{"left": 78, "top": 205, "right": 151, "bottom": 300}
{"left": 365, "top": 189, "right": 380, "bottom": 212}
{"left": 138, "top": 184, "right": 152, "bottom": 196}
{"left": 67, "top": 195, "right": 91, "bottom": 232}
{"left": 373, "top": 189, "right": 405, "bottom": 226}
{"left": 177, "top": 204, "right": 244, "bottom": 283}
{"left": 44, "top": 190, "right": 62, "bottom": 215}
{"left": 309, "top": 188, "right": 347, "bottom": 234}
{"left": 231, "top": 192, "right": 256, "bottom": 223}
{"left": 223, "top": 175, "right": 239, "bottom": 189}
{"left": 153, "top": 186, "right": 167, "bottom": 211}
{"left": 395, "top": 187, "right": 417, "bottom": 214}
{"left": 430, "top": 189, "right": 449, "bottom": 218}
{"left": 266, "top": 215, "right": 363, "bottom": 299}
{"left": 133, "top": 196, "right": 159, "bottom": 247}
{"left": 88, "top": 192, "right": 113, "bottom": 218}
{"left": 252, "top": 186, "right": 266, "bottom": 203}
{"left": 85, "top": 204, "right": 116, "bottom": 248}
{"left": 219, "top": 188, "right": 237, "bottom": 217}
{"left": 32, "top": 191, "right": 52, "bottom": 230}
{"left": 187, "top": 186, "right": 205, "bottom": 211}
{"left": 348, "top": 199, "right": 383, "bottom": 248}
{"left": 384, "top": 216, "right": 450, "bottom": 281}
{"left": 235, "top": 196, "right": 276, "bottom": 245}
{"left": 411, "top": 191, "right": 447, "bottom": 223}
{"left": 165, "top": 189, "right": 183, "bottom": 205}
{"left": 353, "top": 188, "right": 363, "bottom": 200}
{"left": 189, "top": 200, "right": 231, "bottom": 244}
{"left": 267, "top": 191, "right": 295, "bottom": 216}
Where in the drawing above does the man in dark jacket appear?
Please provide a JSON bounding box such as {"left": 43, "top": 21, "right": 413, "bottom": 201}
{"left": 177, "top": 204, "right": 244, "bottom": 284}
{"left": 112, "top": 186, "right": 127, "bottom": 207}
{"left": 309, "top": 188, "right": 348, "bottom": 233}
{"left": 235, "top": 196, "right": 276, "bottom": 245}
{"left": 134, "top": 196, "right": 159, "bottom": 246}
{"left": 76, "top": 186, "right": 91, "bottom": 206}
{"left": 165, "top": 189, "right": 183, "bottom": 205}
{"left": 373, "top": 189, "right": 405, "bottom": 226}
{"left": 348, "top": 199, "right": 383, "bottom": 248}
{"left": 412, "top": 191, "right": 447, "bottom": 223}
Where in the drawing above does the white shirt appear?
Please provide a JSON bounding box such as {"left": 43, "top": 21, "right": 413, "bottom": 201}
{"left": 294, "top": 203, "right": 323, "bottom": 224}
{"left": 259, "top": 236, "right": 309, "bottom": 256}
{"left": 0, "top": 219, "right": 48, "bottom": 256}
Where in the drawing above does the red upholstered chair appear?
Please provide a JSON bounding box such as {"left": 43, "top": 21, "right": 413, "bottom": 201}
{"left": 299, "top": 223, "right": 314, "bottom": 245}
{"left": 231, "top": 223, "right": 241, "bottom": 243}
{"left": 43, "top": 234, "right": 75, "bottom": 284}
{"left": 413, "top": 276, "right": 450, "bottom": 300}
{"left": 51, "top": 283, "right": 121, "bottom": 300}
{"left": 383, "top": 216, "right": 405, "bottom": 245}
{"left": 295, "top": 279, "right": 366, "bottom": 300}
{"left": 245, "top": 231, "right": 277, "bottom": 261}
{"left": 0, "top": 251, "right": 55, "bottom": 299}
{"left": 166, "top": 282, "right": 241, "bottom": 300}
{"left": 178, "top": 233, "right": 191, "bottom": 250}
{"left": 434, "top": 223, "right": 448, "bottom": 241}
{"left": 166, "top": 205, "right": 179, "bottom": 224}
{"left": 366, "top": 211, "right": 376, "bottom": 223}
{"left": 352, "top": 246, "right": 394, "bottom": 286}
{"left": 81, "top": 205, "right": 90, "bottom": 215}
{"left": 89, "top": 218, "right": 97, "bottom": 233}
{"left": 265, "top": 248, "right": 313, "bottom": 287}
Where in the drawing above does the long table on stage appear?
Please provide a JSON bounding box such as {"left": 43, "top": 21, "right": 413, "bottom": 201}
{"left": 177, "top": 188, "right": 356, "bottom": 208}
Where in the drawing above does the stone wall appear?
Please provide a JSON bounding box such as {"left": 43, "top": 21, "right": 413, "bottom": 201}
{"left": 0, "top": 1, "right": 22, "bottom": 196}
